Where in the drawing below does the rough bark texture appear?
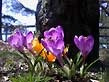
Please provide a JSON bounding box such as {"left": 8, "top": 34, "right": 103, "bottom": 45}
{"left": 35, "top": 0, "right": 99, "bottom": 62}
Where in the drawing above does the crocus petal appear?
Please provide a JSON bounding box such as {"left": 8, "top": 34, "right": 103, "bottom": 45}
{"left": 41, "top": 39, "right": 50, "bottom": 52}
{"left": 44, "top": 28, "right": 58, "bottom": 40}
{"left": 15, "top": 31, "right": 24, "bottom": 47}
{"left": 44, "top": 30, "right": 50, "bottom": 38}
{"left": 46, "top": 52, "right": 56, "bottom": 62}
{"left": 56, "top": 25, "right": 64, "bottom": 39}
{"left": 41, "top": 38, "right": 64, "bottom": 56}
{"left": 55, "top": 39, "right": 64, "bottom": 51}
{"left": 32, "top": 38, "right": 44, "bottom": 54}
{"left": 85, "top": 35, "right": 94, "bottom": 54}
{"left": 44, "top": 27, "right": 55, "bottom": 38}
{"left": 74, "top": 35, "right": 80, "bottom": 49}
{"left": 41, "top": 38, "right": 57, "bottom": 57}
{"left": 39, "top": 48, "right": 56, "bottom": 62}
{"left": 44, "top": 26, "right": 64, "bottom": 40}
{"left": 78, "top": 35, "right": 86, "bottom": 51}
{"left": 25, "top": 32, "right": 33, "bottom": 50}
{"left": 26, "top": 32, "right": 33, "bottom": 44}
{"left": 51, "top": 48, "right": 62, "bottom": 56}
{"left": 8, "top": 36, "right": 18, "bottom": 47}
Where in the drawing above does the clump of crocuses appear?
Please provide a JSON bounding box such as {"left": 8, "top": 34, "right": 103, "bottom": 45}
{"left": 8, "top": 26, "right": 98, "bottom": 81}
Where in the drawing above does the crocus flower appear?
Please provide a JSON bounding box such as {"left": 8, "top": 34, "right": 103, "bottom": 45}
{"left": 74, "top": 35, "right": 94, "bottom": 60}
{"left": 32, "top": 38, "right": 56, "bottom": 62}
{"left": 8, "top": 29, "right": 34, "bottom": 53}
{"left": 41, "top": 25, "right": 65, "bottom": 66}
{"left": 8, "top": 29, "right": 24, "bottom": 52}
{"left": 41, "top": 25, "right": 64, "bottom": 56}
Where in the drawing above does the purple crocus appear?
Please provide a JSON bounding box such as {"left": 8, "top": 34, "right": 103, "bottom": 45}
{"left": 74, "top": 35, "right": 94, "bottom": 60}
{"left": 8, "top": 29, "right": 34, "bottom": 53}
{"left": 41, "top": 25, "right": 64, "bottom": 66}
{"left": 8, "top": 29, "right": 24, "bottom": 52}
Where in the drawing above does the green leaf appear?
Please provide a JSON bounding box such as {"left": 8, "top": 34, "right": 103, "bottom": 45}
{"left": 80, "top": 65, "right": 84, "bottom": 77}
{"left": 74, "top": 52, "right": 83, "bottom": 70}
{"left": 62, "top": 65, "right": 75, "bottom": 80}
{"left": 76, "top": 52, "right": 81, "bottom": 63}
{"left": 84, "top": 59, "right": 99, "bottom": 74}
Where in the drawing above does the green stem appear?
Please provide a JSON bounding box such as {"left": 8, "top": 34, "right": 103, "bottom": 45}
{"left": 57, "top": 55, "right": 64, "bottom": 67}
{"left": 64, "top": 55, "right": 71, "bottom": 66}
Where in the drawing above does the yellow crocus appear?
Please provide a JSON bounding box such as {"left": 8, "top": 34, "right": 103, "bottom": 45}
{"left": 32, "top": 38, "right": 44, "bottom": 55}
{"left": 32, "top": 38, "right": 56, "bottom": 62}
{"left": 44, "top": 51, "right": 56, "bottom": 62}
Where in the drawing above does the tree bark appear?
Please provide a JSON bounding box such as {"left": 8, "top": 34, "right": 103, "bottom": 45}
{"left": 35, "top": 0, "right": 99, "bottom": 62}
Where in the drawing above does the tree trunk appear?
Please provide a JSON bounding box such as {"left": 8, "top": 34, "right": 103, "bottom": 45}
{"left": 35, "top": 0, "right": 99, "bottom": 62}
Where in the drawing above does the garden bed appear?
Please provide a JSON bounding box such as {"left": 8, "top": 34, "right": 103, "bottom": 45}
{"left": 0, "top": 26, "right": 105, "bottom": 82}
